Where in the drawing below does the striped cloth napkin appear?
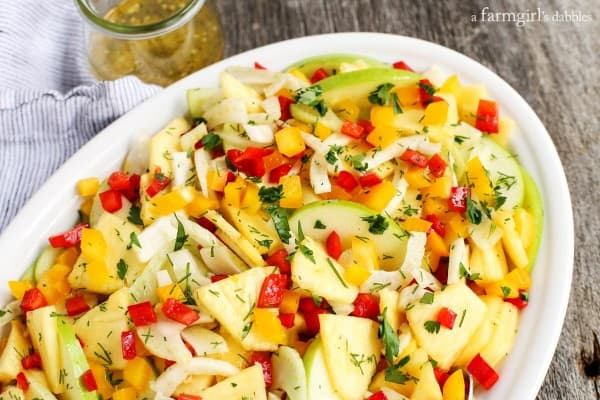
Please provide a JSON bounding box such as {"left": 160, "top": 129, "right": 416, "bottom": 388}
{"left": 0, "top": 2, "right": 160, "bottom": 232}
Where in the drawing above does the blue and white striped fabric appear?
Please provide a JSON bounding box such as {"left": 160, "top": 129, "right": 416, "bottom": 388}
{"left": 0, "top": 2, "right": 159, "bottom": 232}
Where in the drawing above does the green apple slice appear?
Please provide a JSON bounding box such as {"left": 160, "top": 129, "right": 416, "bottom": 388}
{"left": 284, "top": 54, "right": 387, "bottom": 77}
{"left": 57, "top": 318, "right": 97, "bottom": 400}
{"left": 303, "top": 337, "right": 343, "bottom": 400}
{"left": 289, "top": 200, "right": 408, "bottom": 270}
{"left": 317, "top": 68, "right": 421, "bottom": 107}
{"left": 521, "top": 167, "right": 543, "bottom": 271}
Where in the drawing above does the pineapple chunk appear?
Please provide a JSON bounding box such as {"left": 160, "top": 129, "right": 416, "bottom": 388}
{"left": 220, "top": 202, "right": 281, "bottom": 255}
{"left": 493, "top": 211, "right": 528, "bottom": 269}
{"left": 291, "top": 237, "right": 358, "bottom": 304}
{"left": 468, "top": 241, "right": 508, "bottom": 283}
{"left": 149, "top": 117, "right": 189, "bottom": 176}
{"left": 0, "top": 320, "right": 29, "bottom": 382}
{"left": 26, "top": 306, "right": 63, "bottom": 393}
{"left": 479, "top": 301, "right": 519, "bottom": 367}
{"left": 196, "top": 268, "right": 278, "bottom": 351}
{"left": 201, "top": 365, "right": 266, "bottom": 400}
{"left": 406, "top": 283, "right": 486, "bottom": 370}
{"left": 410, "top": 361, "right": 442, "bottom": 400}
{"left": 73, "top": 288, "right": 131, "bottom": 370}
{"left": 319, "top": 314, "right": 381, "bottom": 400}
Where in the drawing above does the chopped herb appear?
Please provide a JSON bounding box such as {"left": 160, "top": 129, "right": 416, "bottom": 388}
{"left": 368, "top": 83, "right": 395, "bottom": 106}
{"left": 419, "top": 292, "right": 435, "bottom": 304}
{"left": 501, "top": 286, "right": 512, "bottom": 298}
{"left": 241, "top": 322, "right": 253, "bottom": 339}
{"left": 418, "top": 80, "right": 436, "bottom": 97}
{"left": 325, "top": 145, "right": 343, "bottom": 165}
{"left": 294, "top": 85, "right": 327, "bottom": 116}
{"left": 265, "top": 205, "right": 291, "bottom": 244}
{"left": 459, "top": 309, "right": 467, "bottom": 327}
{"left": 174, "top": 214, "right": 188, "bottom": 251}
{"left": 255, "top": 239, "right": 273, "bottom": 249}
{"left": 297, "top": 221, "right": 305, "bottom": 241}
{"left": 401, "top": 204, "right": 419, "bottom": 217}
{"left": 116, "top": 259, "right": 128, "bottom": 280}
{"left": 127, "top": 205, "right": 143, "bottom": 226}
{"left": 459, "top": 262, "right": 481, "bottom": 281}
{"left": 391, "top": 92, "right": 403, "bottom": 114}
{"left": 454, "top": 135, "right": 469, "bottom": 144}
{"left": 466, "top": 197, "right": 482, "bottom": 225}
{"left": 384, "top": 355, "right": 413, "bottom": 384}
{"left": 126, "top": 232, "right": 141, "bottom": 250}
{"left": 347, "top": 153, "right": 368, "bottom": 172}
{"left": 313, "top": 220, "right": 327, "bottom": 230}
{"left": 258, "top": 185, "right": 283, "bottom": 204}
{"left": 370, "top": 282, "right": 391, "bottom": 293}
{"left": 298, "top": 244, "right": 315, "bottom": 264}
{"left": 326, "top": 258, "right": 348, "bottom": 288}
{"left": 361, "top": 214, "right": 389, "bottom": 234}
{"left": 200, "top": 131, "right": 222, "bottom": 151}
{"left": 349, "top": 353, "right": 376, "bottom": 375}
{"left": 378, "top": 309, "right": 399, "bottom": 363}
{"left": 424, "top": 320, "right": 441, "bottom": 334}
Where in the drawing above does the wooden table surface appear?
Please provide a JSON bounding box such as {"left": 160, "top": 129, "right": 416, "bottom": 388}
{"left": 213, "top": 0, "right": 599, "bottom": 398}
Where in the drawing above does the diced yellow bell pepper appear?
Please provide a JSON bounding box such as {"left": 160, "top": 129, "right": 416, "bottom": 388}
{"left": 457, "top": 85, "right": 487, "bottom": 125}
{"left": 442, "top": 369, "right": 465, "bottom": 400}
{"left": 46, "top": 264, "right": 71, "bottom": 282}
{"left": 76, "top": 177, "right": 100, "bottom": 197}
{"left": 421, "top": 195, "right": 448, "bottom": 216}
{"left": 275, "top": 88, "right": 294, "bottom": 100}
{"left": 314, "top": 121, "right": 332, "bottom": 140}
{"left": 90, "top": 361, "right": 114, "bottom": 399}
{"left": 357, "top": 181, "right": 396, "bottom": 211}
{"left": 80, "top": 228, "right": 107, "bottom": 262}
{"left": 80, "top": 197, "right": 94, "bottom": 216}
{"left": 112, "top": 388, "right": 137, "bottom": 400}
{"left": 447, "top": 213, "right": 468, "bottom": 237}
{"left": 485, "top": 279, "right": 519, "bottom": 299}
{"left": 370, "top": 106, "right": 395, "bottom": 127}
{"left": 466, "top": 157, "right": 495, "bottom": 203}
{"left": 85, "top": 261, "right": 111, "bottom": 292}
{"left": 426, "top": 231, "right": 449, "bottom": 258}
{"left": 150, "top": 186, "right": 196, "bottom": 217}
{"left": 37, "top": 264, "right": 71, "bottom": 304}
{"left": 279, "top": 291, "right": 301, "bottom": 314}
{"left": 439, "top": 75, "right": 461, "bottom": 96}
{"left": 334, "top": 99, "right": 360, "bottom": 122}
{"left": 185, "top": 192, "right": 219, "bottom": 218}
{"left": 401, "top": 218, "right": 432, "bottom": 232}
{"left": 123, "top": 357, "right": 153, "bottom": 393}
{"left": 207, "top": 169, "right": 229, "bottom": 192}
{"left": 514, "top": 208, "right": 535, "bottom": 249}
{"left": 275, "top": 127, "right": 306, "bottom": 157}
{"left": 366, "top": 125, "right": 398, "bottom": 149}
{"left": 352, "top": 236, "right": 379, "bottom": 271}
{"left": 423, "top": 175, "right": 452, "bottom": 198}
{"left": 252, "top": 308, "right": 288, "bottom": 344}
{"left": 395, "top": 86, "right": 421, "bottom": 108}
{"left": 287, "top": 68, "right": 310, "bottom": 84}
{"left": 223, "top": 176, "right": 247, "bottom": 208}
{"left": 421, "top": 101, "right": 449, "bottom": 126}
{"left": 344, "top": 264, "right": 371, "bottom": 286}
{"left": 241, "top": 183, "right": 261, "bottom": 214}
{"left": 156, "top": 283, "right": 185, "bottom": 303}
{"left": 56, "top": 248, "right": 80, "bottom": 268}
{"left": 8, "top": 280, "right": 33, "bottom": 299}
{"left": 493, "top": 211, "right": 528, "bottom": 269}
{"left": 506, "top": 268, "right": 531, "bottom": 290}
{"left": 280, "top": 175, "right": 303, "bottom": 209}
{"left": 404, "top": 167, "right": 432, "bottom": 189}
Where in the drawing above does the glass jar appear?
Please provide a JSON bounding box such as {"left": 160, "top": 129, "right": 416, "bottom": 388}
{"left": 75, "top": 0, "right": 224, "bottom": 86}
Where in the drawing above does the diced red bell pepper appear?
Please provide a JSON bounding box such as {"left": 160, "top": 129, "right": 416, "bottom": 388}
{"left": 433, "top": 366, "right": 451, "bottom": 388}
{"left": 357, "top": 119, "right": 375, "bottom": 135}
{"left": 358, "top": 172, "right": 382, "bottom": 188}
{"left": 392, "top": 61, "right": 414, "bottom": 72}
{"left": 121, "top": 331, "right": 137, "bottom": 360}
{"left": 128, "top": 301, "right": 157, "bottom": 327}
{"left": 299, "top": 297, "right": 329, "bottom": 337}
{"left": 48, "top": 223, "right": 88, "bottom": 248}
{"left": 325, "top": 231, "right": 342, "bottom": 260}
{"left": 257, "top": 274, "right": 290, "bottom": 308}
{"left": 107, "top": 171, "right": 131, "bottom": 191}
{"left": 336, "top": 171, "right": 358, "bottom": 192}
{"left": 146, "top": 173, "right": 171, "bottom": 198}
{"left": 351, "top": 293, "right": 380, "bottom": 320}
{"left": 197, "top": 217, "right": 217, "bottom": 233}
{"left": 467, "top": 353, "right": 499, "bottom": 390}
{"left": 227, "top": 147, "right": 273, "bottom": 178}
{"left": 81, "top": 369, "right": 97, "bottom": 391}
{"left": 21, "top": 353, "right": 42, "bottom": 370}
{"left": 16, "top": 372, "right": 29, "bottom": 391}
{"left": 448, "top": 186, "right": 471, "bottom": 213}
{"left": 433, "top": 258, "right": 449, "bottom": 285}
{"left": 437, "top": 307, "right": 457, "bottom": 329}
{"left": 367, "top": 390, "right": 389, "bottom": 400}
{"left": 178, "top": 395, "right": 202, "bottom": 400}
{"left": 269, "top": 164, "right": 292, "bottom": 184}
{"left": 400, "top": 149, "right": 429, "bottom": 168}
{"left": 162, "top": 298, "right": 200, "bottom": 326}
{"left": 278, "top": 313, "right": 295, "bottom": 328}
{"left": 418, "top": 79, "right": 436, "bottom": 106}
{"left": 310, "top": 68, "right": 329, "bottom": 83}
{"left": 505, "top": 291, "right": 529, "bottom": 309}
{"left": 341, "top": 120, "right": 365, "bottom": 139}
{"left": 278, "top": 96, "right": 295, "bottom": 121}
{"left": 236, "top": 146, "right": 274, "bottom": 161}
{"left": 21, "top": 288, "right": 47, "bottom": 313}
{"left": 122, "top": 173, "right": 141, "bottom": 202}
{"left": 428, "top": 154, "right": 447, "bottom": 178}
{"left": 165, "top": 359, "right": 176, "bottom": 368}
{"left": 99, "top": 189, "right": 122, "bottom": 213}
{"left": 425, "top": 214, "right": 446, "bottom": 237}
{"left": 475, "top": 99, "right": 499, "bottom": 133}
{"left": 66, "top": 296, "right": 90, "bottom": 316}
{"left": 254, "top": 61, "right": 267, "bottom": 70}
{"left": 210, "top": 274, "right": 228, "bottom": 283}
{"left": 250, "top": 351, "right": 273, "bottom": 387}
{"left": 265, "top": 249, "right": 291, "bottom": 274}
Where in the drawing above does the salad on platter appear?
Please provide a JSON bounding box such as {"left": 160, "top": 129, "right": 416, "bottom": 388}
{"left": 0, "top": 53, "right": 543, "bottom": 400}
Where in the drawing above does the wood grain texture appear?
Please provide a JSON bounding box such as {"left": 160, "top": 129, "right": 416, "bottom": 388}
{"left": 212, "top": 0, "right": 599, "bottom": 398}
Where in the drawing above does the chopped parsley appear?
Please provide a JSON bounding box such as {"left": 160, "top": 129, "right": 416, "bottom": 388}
{"left": 466, "top": 197, "right": 482, "bottom": 225}
{"left": 313, "top": 220, "right": 327, "bottom": 229}
{"left": 256, "top": 239, "right": 273, "bottom": 249}
{"left": 265, "top": 205, "right": 291, "bottom": 244}
{"left": 378, "top": 309, "right": 399, "bottom": 363}
{"left": 361, "top": 214, "right": 389, "bottom": 234}
{"left": 391, "top": 92, "right": 403, "bottom": 114}
{"left": 127, "top": 205, "right": 143, "bottom": 226}
{"left": 501, "top": 286, "right": 512, "bottom": 298}
{"left": 173, "top": 214, "right": 188, "bottom": 251}
{"left": 258, "top": 185, "right": 283, "bottom": 204}
{"left": 116, "top": 259, "right": 128, "bottom": 280}
{"left": 348, "top": 153, "right": 369, "bottom": 172}
{"left": 325, "top": 145, "right": 343, "bottom": 165}
{"left": 126, "top": 232, "right": 141, "bottom": 250}
{"left": 424, "top": 320, "right": 441, "bottom": 334}
{"left": 294, "top": 85, "right": 327, "bottom": 116}
{"left": 368, "top": 83, "right": 395, "bottom": 106}
{"left": 459, "top": 262, "right": 481, "bottom": 281}
{"left": 384, "top": 355, "right": 414, "bottom": 385}
{"left": 200, "top": 131, "right": 222, "bottom": 151}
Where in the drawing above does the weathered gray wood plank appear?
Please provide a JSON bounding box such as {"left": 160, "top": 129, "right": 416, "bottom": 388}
{"left": 214, "top": 0, "right": 600, "bottom": 398}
